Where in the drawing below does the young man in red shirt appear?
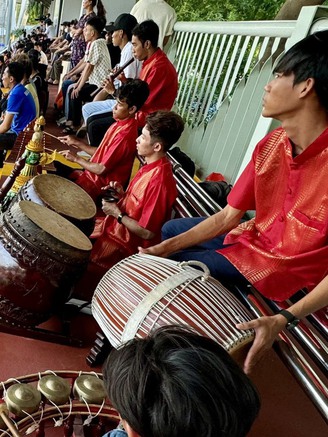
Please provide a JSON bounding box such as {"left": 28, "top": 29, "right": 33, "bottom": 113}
{"left": 89, "top": 110, "right": 183, "bottom": 278}
{"left": 58, "top": 79, "right": 149, "bottom": 202}
{"left": 140, "top": 31, "right": 328, "bottom": 373}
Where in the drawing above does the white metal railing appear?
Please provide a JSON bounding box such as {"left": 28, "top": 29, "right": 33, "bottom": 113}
{"left": 168, "top": 6, "right": 328, "bottom": 183}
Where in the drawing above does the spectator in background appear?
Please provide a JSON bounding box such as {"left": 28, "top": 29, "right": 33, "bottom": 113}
{"left": 81, "top": 13, "right": 142, "bottom": 138}
{"left": 130, "top": 0, "right": 177, "bottom": 49}
{"left": 105, "top": 23, "right": 121, "bottom": 67}
{"left": 70, "top": 0, "right": 106, "bottom": 68}
{"left": 0, "top": 62, "right": 36, "bottom": 167}
{"left": 63, "top": 17, "right": 111, "bottom": 134}
{"left": 44, "top": 19, "right": 56, "bottom": 41}
{"left": 34, "top": 41, "right": 48, "bottom": 66}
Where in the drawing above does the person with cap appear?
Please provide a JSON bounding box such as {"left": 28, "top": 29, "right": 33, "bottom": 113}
{"left": 62, "top": 16, "right": 111, "bottom": 134}
{"left": 86, "top": 19, "right": 178, "bottom": 146}
{"left": 130, "top": 0, "right": 177, "bottom": 49}
{"left": 79, "top": 13, "right": 142, "bottom": 140}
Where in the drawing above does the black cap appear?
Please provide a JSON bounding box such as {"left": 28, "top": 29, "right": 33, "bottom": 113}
{"left": 112, "top": 14, "right": 137, "bottom": 33}
{"left": 105, "top": 22, "right": 116, "bottom": 33}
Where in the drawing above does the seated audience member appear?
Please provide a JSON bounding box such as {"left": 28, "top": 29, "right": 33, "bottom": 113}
{"left": 13, "top": 53, "right": 40, "bottom": 117}
{"left": 88, "top": 110, "right": 183, "bottom": 281}
{"left": 81, "top": 13, "right": 142, "bottom": 134}
{"left": 87, "top": 19, "right": 178, "bottom": 146}
{"left": 140, "top": 30, "right": 328, "bottom": 374}
{"left": 63, "top": 16, "right": 111, "bottom": 134}
{"left": 28, "top": 49, "right": 48, "bottom": 114}
{"left": 34, "top": 40, "right": 48, "bottom": 66}
{"left": 105, "top": 23, "right": 121, "bottom": 67}
{"left": 58, "top": 79, "right": 149, "bottom": 202}
{"left": 103, "top": 325, "right": 260, "bottom": 437}
{"left": 0, "top": 62, "right": 36, "bottom": 167}
{"left": 130, "top": 0, "right": 177, "bottom": 49}
{"left": 44, "top": 18, "right": 56, "bottom": 42}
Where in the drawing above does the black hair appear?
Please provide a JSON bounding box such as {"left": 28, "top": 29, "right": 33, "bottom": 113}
{"left": 116, "top": 79, "right": 150, "bottom": 111}
{"left": 91, "top": 0, "right": 106, "bottom": 20}
{"left": 28, "top": 49, "right": 41, "bottom": 70}
{"left": 274, "top": 30, "right": 328, "bottom": 111}
{"left": 7, "top": 62, "right": 25, "bottom": 84}
{"left": 103, "top": 325, "right": 260, "bottom": 437}
{"left": 132, "top": 20, "right": 159, "bottom": 48}
{"left": 146, "top": 110, "right": 184, "bottom": 151}
{"left": 12, "top": 53, "right": 32, "bottom": 78}
{"left": 86, "top": 16, "right": 105, "bottom": 35}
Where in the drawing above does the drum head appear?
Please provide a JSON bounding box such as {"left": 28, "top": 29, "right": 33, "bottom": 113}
{"left": 32, "top": 174, "right": 96, "bottom": 220}
{"left": 20, "top": 201, "right": 92, "bottom": 251}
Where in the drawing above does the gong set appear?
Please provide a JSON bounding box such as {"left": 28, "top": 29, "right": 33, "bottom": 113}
{"left": 0, "top": 371, "right": 119, "bottom": 437}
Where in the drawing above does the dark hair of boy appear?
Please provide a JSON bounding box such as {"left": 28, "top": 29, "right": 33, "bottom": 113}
{"left": 116, "top": 79, "right": 150, "bottom": 112}
{"left": 103, "top": 325, "right": 260, "bottom": 437}
{"left": 7, "top": 62, "right": 25, "bottom": 84}
{"left": 146, "top": 110, "right": 184, "bottom": 151}
{"left": 132, "top": 19, "right": 159, "bottom": 48}
{"left": 86, "top": 16, "right": 106, "bottom": 36}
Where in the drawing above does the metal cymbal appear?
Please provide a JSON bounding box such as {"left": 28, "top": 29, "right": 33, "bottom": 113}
{"left": 73, "top": 375, "right": 106, "bottom": 404}
{"left": 37, "top": 375, "right": 71, "bottom": 405}
{"left": 5, "top": 383, "right": 41, "bottom": 417}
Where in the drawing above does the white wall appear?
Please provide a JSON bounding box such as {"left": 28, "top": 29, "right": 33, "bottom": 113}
{"left": 51, "top": 0, "right": 136, "bottom": 26}
{"left": 104, "top": 0, "right": 135, "bottom": 22}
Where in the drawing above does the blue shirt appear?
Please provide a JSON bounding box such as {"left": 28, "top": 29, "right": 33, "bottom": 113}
{"left": 7, "top": 83, "right": 36, "bottom": 135}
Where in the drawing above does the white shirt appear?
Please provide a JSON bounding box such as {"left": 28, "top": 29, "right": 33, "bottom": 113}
{"left": 39, "top": 50, "right": 48, "bottom": 66}
{"left": 130, "top": 0, "right": 177, "bottom": 49}
{"left": 120, "top": 41, "right": 142, "bottom": 79}
{"left": 45, "top": 25, "right": 56, "bottom": 39}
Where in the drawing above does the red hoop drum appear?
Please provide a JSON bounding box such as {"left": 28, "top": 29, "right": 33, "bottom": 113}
{"left": 17, "top": 174, "right": 96, "bottom": 235}
{"left": 92, "top": 254, "right": 254, "bottom": 362}
{"left": 0, "top": 200, "right": 92, "bottom": 327}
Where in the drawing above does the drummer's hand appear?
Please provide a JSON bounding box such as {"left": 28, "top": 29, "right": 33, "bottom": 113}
{"left": 101, "top": 199, "right": 120, "bottom": 216}
{"left": 59, "top": 149, "right": 77, "bottom": 162}
{"left": 101, "top": 181, "right": 124, "bottom": 197}
{"left": 138, "top": 242, "right": 169, "bottom": 258}
{"left": 236, "top": 314, "right": 286, "bottom": 374}
{"left": 58, "top": 135, "right": 79, "bottom": 148}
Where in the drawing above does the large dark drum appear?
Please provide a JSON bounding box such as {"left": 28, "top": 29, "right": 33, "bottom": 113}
{"left": 0, "top": 200, "right": 92, "bottom": 327}
{"left": 17, "top": 174, "right": 96, "bottom": 236}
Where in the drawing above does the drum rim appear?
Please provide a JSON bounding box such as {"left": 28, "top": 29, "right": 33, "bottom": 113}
{"left": 28, "top": 174, "right": 97, "bottom": 220}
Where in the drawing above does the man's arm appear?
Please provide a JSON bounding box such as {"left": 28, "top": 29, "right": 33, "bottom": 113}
{"left": 0, "top": 112, "right": 14, "bottom": 134}
{"left": 60, "top": 149, "right": 105, "bottom": 174}
{"left": 65, "top": 59, "right": 86, "bottom": 79}
{"left": 71, "top": 63, "right": 94, "bottom": 98}
{"left": 139, "top": 204, "right": 245, "bottom": 258}
{"left": 102, "top": 200, "right": 155, "bottom": 240}
{"left": 237, "top": 276, "right": 328, "bottom": 374}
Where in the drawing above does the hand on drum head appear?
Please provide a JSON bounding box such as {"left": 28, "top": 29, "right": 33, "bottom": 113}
{"left": 138, "top": 241, "right": 171, "bottom": 258}
{"left": 236, "top": 314, "right": 286, "bottom": 374}
{"left": 101, "top": 181, "right": 124, "bottom": 197}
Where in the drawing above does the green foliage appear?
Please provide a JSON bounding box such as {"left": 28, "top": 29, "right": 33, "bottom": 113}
{"left": 167, "top": 0, "right": 285, "bottom": 22}
{"left": 26, "top": 0, "right": 43, "bottom": 24}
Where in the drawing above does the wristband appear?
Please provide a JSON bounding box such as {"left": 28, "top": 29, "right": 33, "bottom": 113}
{"left": 117, "top": 212, "right": 127, "bottom": 224}
{"left": 279, "top": 309, "right": 300, "bottom": 330}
